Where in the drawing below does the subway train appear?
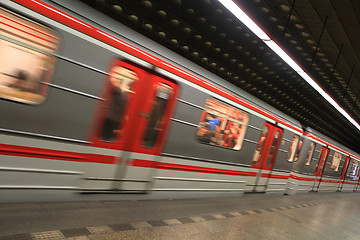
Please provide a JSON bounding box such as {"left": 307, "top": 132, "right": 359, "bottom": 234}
{"left": 0, "top": 0, "right": 360, "bottom": 203}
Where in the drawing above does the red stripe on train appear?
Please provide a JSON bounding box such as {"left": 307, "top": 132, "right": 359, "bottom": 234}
{"left": 130, "top": 159, "right": 257, "bottom": 177}
{"left": 289, "top": 174, "right": 314, "bottom": 181}
{"left": 343, "top": 181, "right": 359, "bottom": 185}
{"left": 1, "top": 142, "right": 355, "bottom": 183}
{"left": 290, "top": 175, "right": 340, "bottom": 183}
{"left": 0, "top": 144, "right": 117, "bottom": 164}
{"left": 320, "top": 179, "right": 340, "bottom": 183}
{"left": 290, "top": 175, "right": 358, "bottom": 185}
{"left": 261, "top": 173, "right": 289, "bottom": 179}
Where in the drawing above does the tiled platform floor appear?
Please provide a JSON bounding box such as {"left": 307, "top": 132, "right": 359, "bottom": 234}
{"left": 1, "top": 192, "right": 360, "bottom": 239}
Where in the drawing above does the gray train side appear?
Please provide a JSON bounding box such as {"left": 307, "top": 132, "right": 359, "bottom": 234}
{"left": 0, "top": 0, "right": 359, "bottom": 203}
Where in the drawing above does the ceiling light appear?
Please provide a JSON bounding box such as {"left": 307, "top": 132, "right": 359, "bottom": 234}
{"left": 218, "top": 0, "right": 271, "bottom": 40}
{"left": 217, "top": 0, "right": 360, "bottom": 131}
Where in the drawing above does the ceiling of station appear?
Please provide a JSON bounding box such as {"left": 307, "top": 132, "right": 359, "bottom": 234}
{"left": 81, "top": 0, "right": 360, "bottom": 151}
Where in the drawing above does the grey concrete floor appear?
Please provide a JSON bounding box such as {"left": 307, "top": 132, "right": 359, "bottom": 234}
{"left": 0, "top": 192, "right": 360, "bottom": 239}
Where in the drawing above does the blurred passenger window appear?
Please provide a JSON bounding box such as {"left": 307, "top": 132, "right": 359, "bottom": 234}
{"left": 101, "top": 66, "right": 138, "bottom": 142}
{"left": 330, "top": 152, "right": 342, "bottom": 171}
{"left": 305, "top": 142, "right": 316, "bottom": 166}
{"left": 346, "top": 160, "right": 359, "bottom": 181}
{"left": 252, "top": 126, "right": 269, "bottom": 164}
{"left": 143, "top": 83, "right": 174, "bottom": 148}
{"left": 265, "top": 130, "right": 281, "bottom": 167}
{"left": 196, "top": 98, "right": 249, "bottom": 150}
{"left": 0, "top": 7, "right": 58, "bottom": 104}
{"left": 287, "top": 135, "right": 300, "bottom": 162}
{"left": 294, "top": 139, "right": 303, "bottom": 162}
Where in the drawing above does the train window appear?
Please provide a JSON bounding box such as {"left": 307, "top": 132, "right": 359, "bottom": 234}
{"left": 330, "top": 152, "right": 342, "bottom": 171}
{"left": 265, "top": 130, "right": 282, "bottom": 167}
{"left": 305, "top": 142, "right": 316, "bottom": 166}
{"left": 196, "top": 98, "right": 249, "bottom": 150}
{"left": 287, "top": 135, "right": 300, "bottom": 162}
{"left": 101, "top": 66, "right": 138, "bottom": 142}
{"left": 252, "top": 125, "right": 269, "bottom": 164}
{"left": 0, "top": 7, "right": 58, "bottom": 104}
{"left": 294, "top": 139, "right": 303, "bottom": 162}
{"left": 346, "top": 160, "right": 359, "bottom": 180}
{"left": 142, "top": 83, "right": 174, "bottom": 148}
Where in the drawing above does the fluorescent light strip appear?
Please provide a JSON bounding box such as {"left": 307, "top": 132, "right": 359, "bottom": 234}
{"left": 218, "top": 0, "right": 360, "bottom": 131}
{"left": 218, "top": 0, "right": 270, "bottom": 40}
{"left": 262, "top": 40, "right": 303, "bottom": 72}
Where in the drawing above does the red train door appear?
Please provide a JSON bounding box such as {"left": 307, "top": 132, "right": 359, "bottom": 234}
{"left": 355, "top": 170, "right": 360, "bottom": 191}
{"left": 248, "top": 122, "right": 283, "bottom": 192}
{"left": 311, "top": 147, "right": 329, "bottom": 191}
{"left": 353, "top": 165, "right": 360, "bottom": 191}
{"left": 88, "top": 61, "right": 178, "bottom": 191}
{"left": 337, "top": 156, "right": 351, "bottom": 191}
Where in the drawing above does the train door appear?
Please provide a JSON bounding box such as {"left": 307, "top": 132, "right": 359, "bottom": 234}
{"left": 337, "top": 156, "right": 351, "bottom": 191}
{"left": 248, "top": 122, "right": 283, "bottom": 192}
{"left": 311, "top": 147, "right": 329, "bottom": 192}
{"left": 341, "top": 159, "right": 360, "bottom": 191}
{"left": 354, "top": 170, "right": 360, "bottom": 191}
{"left": 351, "top": 161, "right": 360, "bottom": 191}
{"left": 90, "top": 61, "right": 178, "bottom": 191}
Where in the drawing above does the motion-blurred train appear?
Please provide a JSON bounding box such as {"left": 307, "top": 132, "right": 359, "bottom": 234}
{"left": 1, "top": 0, "right": 359, "bottom": 202}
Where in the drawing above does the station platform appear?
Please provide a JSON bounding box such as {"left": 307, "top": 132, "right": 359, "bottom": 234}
{"left": 0, "top": 192, "right": 360, "bottom": 240}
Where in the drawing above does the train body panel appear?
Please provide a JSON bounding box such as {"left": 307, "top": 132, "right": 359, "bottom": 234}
{"left": 0, "top": 0, "right": 359, "bottom": 202}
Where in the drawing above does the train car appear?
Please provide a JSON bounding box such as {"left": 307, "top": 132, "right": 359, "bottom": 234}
{"left": 0, "top": 0, "right": 359, "bottom": 203}
{"left": 286, "top": 128, "right": 360, "bottom": 195}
